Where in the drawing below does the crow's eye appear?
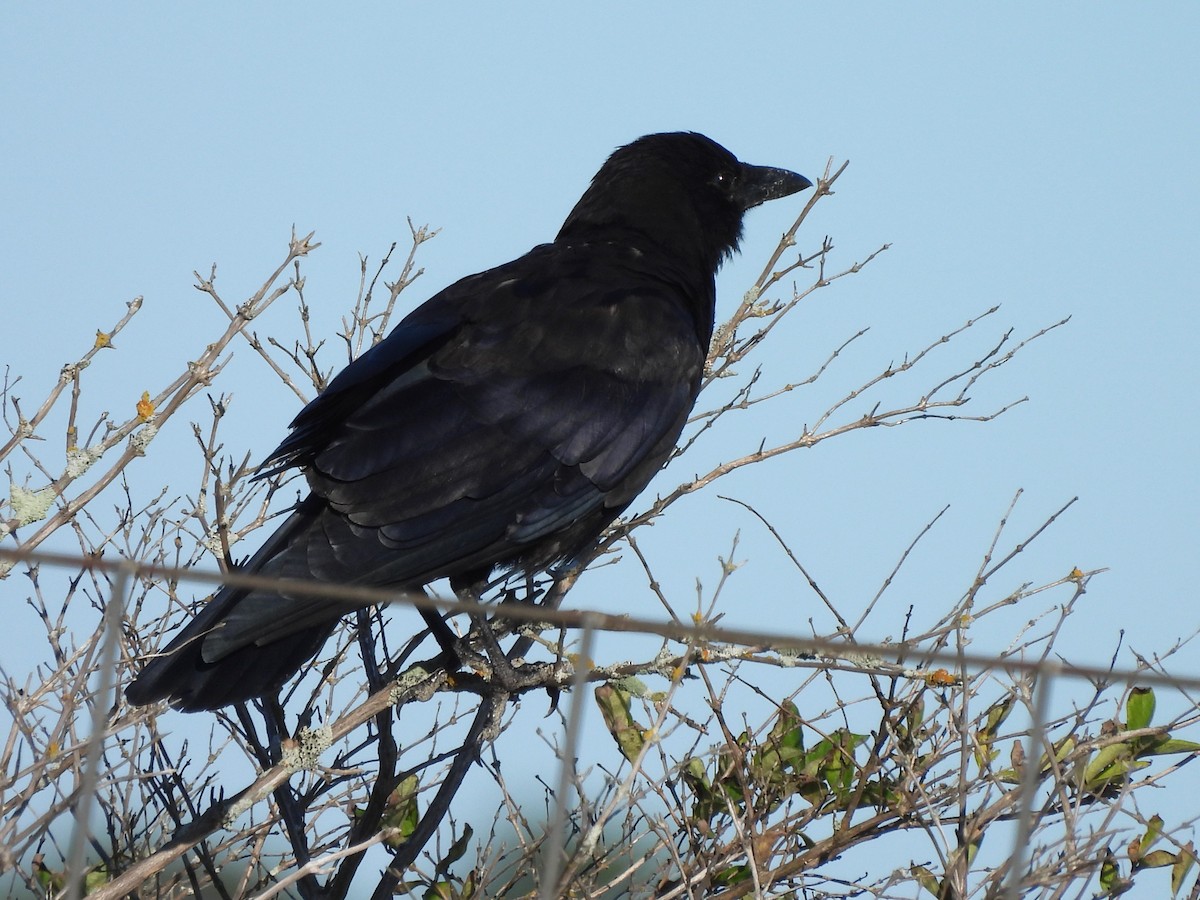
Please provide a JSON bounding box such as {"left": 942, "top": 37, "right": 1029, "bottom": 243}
{"left": 713, "top": 170, "right": 738, "bottom": 193}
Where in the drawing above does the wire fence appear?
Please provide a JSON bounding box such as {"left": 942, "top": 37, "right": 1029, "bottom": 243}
{"left": 3, "top": 541, "right": 1197, "bottom": 899}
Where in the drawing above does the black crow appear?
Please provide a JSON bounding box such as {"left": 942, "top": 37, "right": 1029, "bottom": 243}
{"left": 126, "top": 132, "right": 811, "bottom": 711}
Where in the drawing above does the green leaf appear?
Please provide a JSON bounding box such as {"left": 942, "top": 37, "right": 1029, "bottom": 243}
{"left": 713, "top": 864, "right": 750, "bottom": 886}
{"left": 983, "top": 694, "right": 1015, "bottom": 734}
{"left": 441, "top": 824, "right": 474, "bottom": 870}
{"left": 83, "top": 866, "right": 109, "bottom": 894}
{"left": 1135, "top": 736, "right": 1200, "bottom": 757}
{"left": 894, "top": 697, "right": 925, "bottom": 752}
{"left": 1099, "top": 847, "right": 1135, "bottom": 895}
{"left": 796, "top": 731, "right": 862, "bottom": 808}
{"left": 33, "top": 856, "right": 65, "bottom": 892}
{"left": 816, "top": 729, "right": 867, "bottom": 803}
{"left": 1051, "top": 735, "right": 1076, "bottom": 766}
{"left": 1171, "top": 842, "right": 1195, "bottom": 896}
{"left": 1086, "top": 756, "right": 1151, "bottom": 792}
{"left": 911, "top": 865, "right": 941, "bottom": 896}
{"left": 682, "top": 756, "right": 710, "bottom": 789}
{"left": 770, "top": 700, "right": 804, "bottom": 752}
{"left": 1137, "top": 814, "right": 1165, "bottom": 858}
{"left": 595, "top": 683, "right": 634, "bottom": 729}
{"left": 1085, "top": 743, "right": 1133, "bottom": 786}
{"left": 683, "top": 756, "right": 727, "bottom": 820}
{"left": 906, "top": 696, "right": 925, "bottom": 734}
{"left": 382, "top": 774, "right": 421, "bottom": 848}
{"left": 1138, "top": 850, "right": 1178, "bottom": 869}
{"left": 858, "top": 777, "right": 903, "bottom": 808}
{"left": 802, "top": 738, "right": 835, "bottom": 776}
{"left": 1099, "top": 849, "right": 1118, "bottom": 892}
{"left": 972, "top": 742, "right": 998, "bottom": 770}
{"left": 751, "top": 703, "right": 806, "bottom": 790}
{"left": 974, "top": 694, "right": 1016, "bottom": 769}
{"left": 594, "top": 683, "right": 646, "bottom": 763}
{"left": 614, "top": 675, "right": 650, "bottom": 697}
{"left": 1126, "top": 687, "right": 1156, "bottom": 731}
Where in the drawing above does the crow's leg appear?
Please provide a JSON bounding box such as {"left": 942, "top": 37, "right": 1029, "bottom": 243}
{"left": 418, "top": 601, "right": 463, "bottom": 672}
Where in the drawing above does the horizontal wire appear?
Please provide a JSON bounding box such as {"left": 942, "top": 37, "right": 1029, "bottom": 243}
{"left": 1, "top": 543, "right": 1192, "bottom": 692}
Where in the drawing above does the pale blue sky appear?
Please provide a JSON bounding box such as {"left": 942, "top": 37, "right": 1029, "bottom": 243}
{"left": 3, "top": 4, "right": 1198, "bottom": 892}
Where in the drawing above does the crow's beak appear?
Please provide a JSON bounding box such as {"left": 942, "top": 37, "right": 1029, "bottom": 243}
{"left": 736, "top": 164, "right": 813, "bottom": 210}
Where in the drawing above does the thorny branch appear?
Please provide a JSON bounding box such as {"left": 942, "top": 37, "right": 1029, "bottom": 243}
{"left": 1, "top": 230, "right": 321, "bottom": 564}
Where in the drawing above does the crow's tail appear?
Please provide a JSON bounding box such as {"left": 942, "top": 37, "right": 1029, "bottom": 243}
{"left": 125, "top": 496, "right": 341, "bottom": 711}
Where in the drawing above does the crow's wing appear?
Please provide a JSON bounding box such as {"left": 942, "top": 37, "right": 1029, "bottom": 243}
{"left": 205, "top": 242, "right": 709, "bottom": 657}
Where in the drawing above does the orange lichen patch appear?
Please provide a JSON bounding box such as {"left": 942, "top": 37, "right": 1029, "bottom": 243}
{"left": 136, "top": 391, "right": 155, "bottom": 422}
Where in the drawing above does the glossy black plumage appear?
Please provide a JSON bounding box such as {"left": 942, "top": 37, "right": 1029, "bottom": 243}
{"left": 126, "top": 132, "right": 811, "bottom": 710}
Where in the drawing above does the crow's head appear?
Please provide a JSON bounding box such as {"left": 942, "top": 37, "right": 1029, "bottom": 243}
{"left": 558, "top": 132, "right": 812, "bottom": 273}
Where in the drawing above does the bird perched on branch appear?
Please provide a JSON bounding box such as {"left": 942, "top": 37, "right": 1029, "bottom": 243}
{"left": 126, "top": 132, "right": 812, "bottom": 711}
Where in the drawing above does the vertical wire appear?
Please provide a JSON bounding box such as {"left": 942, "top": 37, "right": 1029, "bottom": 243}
{"left": 65, "top": 560, "right": 131, "bottom": 900}
{"left": 1002, "top": 663, "right": 1058, "bottom": 900}
{"left": 538, "top": 614, "right": 598, "bottom": 900}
